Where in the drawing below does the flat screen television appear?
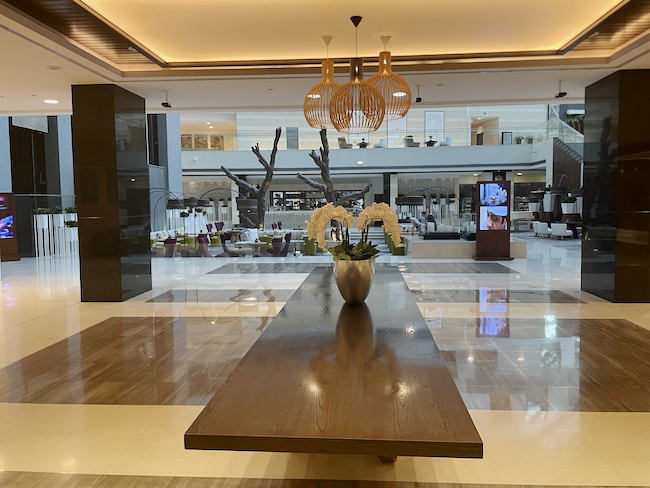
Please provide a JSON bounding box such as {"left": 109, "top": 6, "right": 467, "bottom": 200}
{"left": 479, "top": 182, "right": 508, "bottom": 206}
{"left": 0, "top": 215, "right": 13, "bottom": 239}
{"left": 479, "top": 205, "right": 508, "bottom": 231}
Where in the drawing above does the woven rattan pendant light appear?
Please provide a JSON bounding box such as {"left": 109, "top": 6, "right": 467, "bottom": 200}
{"left": 329, "top": 16, "right": 385, "bottom": 133}
{"left": 368, "top": 35, "right": 411, "bottom": 120}
{"left": 304, "top": 36, "right": 341, "bottom": 129}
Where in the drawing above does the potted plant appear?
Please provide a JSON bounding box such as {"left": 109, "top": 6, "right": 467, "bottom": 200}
{"left": 64, "top": 220, "right": 79, "bottom": 254}
{"left": 515, "top": 136, "right": 524, "bottom": 144}
{"left": 561, "top": 196, "right": 577, "bottom": 214}
{"left": 306, "top": 202, "right": 401, "bottom": 305}
{"left": 528, "top": 201, "right": 541, "bottom": 213}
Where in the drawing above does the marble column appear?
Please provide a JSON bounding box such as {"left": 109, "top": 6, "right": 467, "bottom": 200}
{"left": 582, "top": 70, "right": 650, "bottom": 302}
{"left": 72, "top": 84, "right": 151, "bottom": 301}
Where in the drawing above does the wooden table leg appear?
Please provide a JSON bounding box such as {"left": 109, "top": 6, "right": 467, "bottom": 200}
{"left": 378, "top": 456, "right": 397, "bottom": 463}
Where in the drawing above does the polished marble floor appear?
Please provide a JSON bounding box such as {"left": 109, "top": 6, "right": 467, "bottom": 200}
{"left": 0, "top": 236, "right": 649, "bottom": 485}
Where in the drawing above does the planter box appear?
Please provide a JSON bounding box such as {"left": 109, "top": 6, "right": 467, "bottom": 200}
{"left": 561, "top": 202, "right": 577, "bottom": 214}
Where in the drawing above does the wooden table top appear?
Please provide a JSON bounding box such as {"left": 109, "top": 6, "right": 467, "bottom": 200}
{"left": 185, "top": 267, "right": 483, "bottom": 458}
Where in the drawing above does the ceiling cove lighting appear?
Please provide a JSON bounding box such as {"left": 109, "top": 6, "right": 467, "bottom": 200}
{"left": 329, "top": 16, "right": 385, "bottom": 133}
{"left": 368, "top": 35, "right": 411, "bottom": 120}
{"left": 303, "top": 35, "right": 341, "bottom": 129}
{"left": 44, "top": 99, "right": 59, "bottom": 104}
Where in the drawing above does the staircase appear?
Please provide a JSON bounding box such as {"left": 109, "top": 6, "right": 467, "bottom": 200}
{"left": 553, "top": 137, "right": 583, "bottom": 165}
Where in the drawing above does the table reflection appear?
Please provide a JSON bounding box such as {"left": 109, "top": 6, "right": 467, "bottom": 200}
{"left": 309, "top": 303, "right": 399, "bottom": 398}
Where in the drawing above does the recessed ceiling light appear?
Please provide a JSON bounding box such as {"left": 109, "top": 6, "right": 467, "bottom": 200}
{"left": 46, "top": 65, "right": 62, "bottom": 71}
{"left": 357, "top": 160, "right": 364, "bottom": 165}
{"left": 209, "top": 126, "right": 214, "bottom": 129}
{"left": 44, "top": 99, "right": 59, "bottom": 104}
{"left": 130, "top": 178, "right": 136, "bottom": 182}
{"left": 517, "top": 172, "right": 523, "bottom": 176}
{"left": 473, "top": 173, "right": 479, "bottom": 177}
{"left": 478, "top": 117, "right": 482, "bottom": 120}
{"left": 206, "top": 122, "right": 211, "bottom": 124}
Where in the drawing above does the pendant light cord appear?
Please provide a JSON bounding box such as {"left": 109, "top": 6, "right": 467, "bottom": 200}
{"left": 355, "top": 25, "right": 358, "bottom": 57}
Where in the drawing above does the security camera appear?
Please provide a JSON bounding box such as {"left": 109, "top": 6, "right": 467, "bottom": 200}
{"left": 161, "top": 90, "right": 171, "bottom": 108}
{"left": 555, "top": 92, "right": 567, "bottom": 99}
{"left": 415, "top": 97, "right": 422, "bottom": 103}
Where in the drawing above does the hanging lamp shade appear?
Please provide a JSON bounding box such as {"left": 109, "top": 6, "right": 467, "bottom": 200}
{"left": 368, "top": 47, "right": 411, "bottom": 120}
{"left": 330, "top": 57, "right": 385, "bottom": 133}
{"left": 304, "top": 58, "right": 341, "bottom": 129}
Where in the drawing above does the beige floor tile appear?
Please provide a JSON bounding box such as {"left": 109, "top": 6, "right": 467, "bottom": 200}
{"left": 0, "top": 403, "right": 648, "bottom": 485}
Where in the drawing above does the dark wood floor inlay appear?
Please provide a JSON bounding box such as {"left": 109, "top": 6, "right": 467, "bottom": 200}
{"left": 209, "top": 263, "right": 515, "bottom": 274}
{"left": 0, "top": 472, "right": 635, "bottom": 488}
{"left": 430, "top": 318, "right": 650, "bottom": 412}
{"left": 2, "top": 314, "right": 650, "bottom": 411}
{"left": 209, "top": 263, "right": 328, "bottom": 274}
{"left": 396, "top": 263, "right": 515, "bottom": 274}
{"left": 0, "top": 316, "right": 272, "bottom": 405}
{"left": 149, "top": 289, "right": 296, "bottom": 303}
{"left": 412, "top": 289, "right": 583, "bottom": 303}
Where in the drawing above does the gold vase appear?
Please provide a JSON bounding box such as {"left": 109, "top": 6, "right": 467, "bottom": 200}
{"left": 333, "top": 258, "right": 376, "bottom": 305}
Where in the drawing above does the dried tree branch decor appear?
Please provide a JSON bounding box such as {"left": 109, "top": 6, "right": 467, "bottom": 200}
{"left": 297, "top": 129, "right": 371, "bottom": 205}
{"left": 221, "top": 127, "right": 282, "bottom": 229}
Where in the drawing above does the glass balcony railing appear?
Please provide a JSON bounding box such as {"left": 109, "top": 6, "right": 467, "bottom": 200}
{"left": 180, "top": 126, "right": 570, "bottom": 152}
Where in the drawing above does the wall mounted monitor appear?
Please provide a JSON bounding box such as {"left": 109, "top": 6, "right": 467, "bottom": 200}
{"left": 0, "top": 215, "right": 13, "bottom": 239}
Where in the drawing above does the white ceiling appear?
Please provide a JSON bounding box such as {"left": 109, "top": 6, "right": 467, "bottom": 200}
{"left": 1, "top": 3, "right": 650, "bottom": 115}
{"left": 78, "top": 0, "right": 623, "bottom": 62}
{"left": 0, "top": 24, "right": 109, "bottom": 114}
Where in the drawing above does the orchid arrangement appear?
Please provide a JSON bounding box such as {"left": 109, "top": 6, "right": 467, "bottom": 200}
{"left": 305, "top": 202, "right": 401, "bottom": 261}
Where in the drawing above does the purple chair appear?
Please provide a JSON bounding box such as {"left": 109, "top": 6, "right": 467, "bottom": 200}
{"left": 277, "top": 221, "right": 283, "bottom": 230}
{"left": 270, "top": 238, "right": 283, "bottom": 257}
{"left": 163, "top": 237, "right": 176, "bottom": 257}
{"left": 206, "top": 223, "right": 213, "bottom": 235}
{"left": 215, "top": 222, "right": 224, "bottom": 231}
{"left": 197, "top": 234, "right": 212, "bottom": 257}
{"left": 279, "top": 233, "right": 291, "bottom": 257}
{"left": 272, "top": 223, "right": 277, "bottom": 230}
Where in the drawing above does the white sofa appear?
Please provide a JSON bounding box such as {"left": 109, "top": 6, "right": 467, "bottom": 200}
{"left": 535, "top": 222, "right": 552, "bottom": 237}
{"left": 551, "top": 223, "right": 573, "bottom": 239}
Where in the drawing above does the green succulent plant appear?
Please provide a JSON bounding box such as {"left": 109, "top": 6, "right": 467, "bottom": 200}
{"left": 329, "top": 240, "right": 380, "bottom": 261}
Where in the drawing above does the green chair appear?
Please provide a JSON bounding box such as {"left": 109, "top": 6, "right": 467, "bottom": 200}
{"left": 302, "top": 237, "right": 317, "bottom": 256}
{"left": 259, "top": 236, "right": 273, "bottom": 254}
{"left": 392, "top": 243, "right": 406, "bottom": 256}
{"left": 210, "top": 232, "right": 223, "bottom": 247}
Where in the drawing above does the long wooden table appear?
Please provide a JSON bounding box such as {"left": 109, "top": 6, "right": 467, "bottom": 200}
{"left": 185, "top": 267, "right": 482, "bottom": 460}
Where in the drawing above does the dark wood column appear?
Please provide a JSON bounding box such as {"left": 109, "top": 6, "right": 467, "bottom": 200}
{"left": 72, "top": 84, "right": 151, "bottom": 301}
{"left": 582, "top": 70, "right": 650, "bottom": 302}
